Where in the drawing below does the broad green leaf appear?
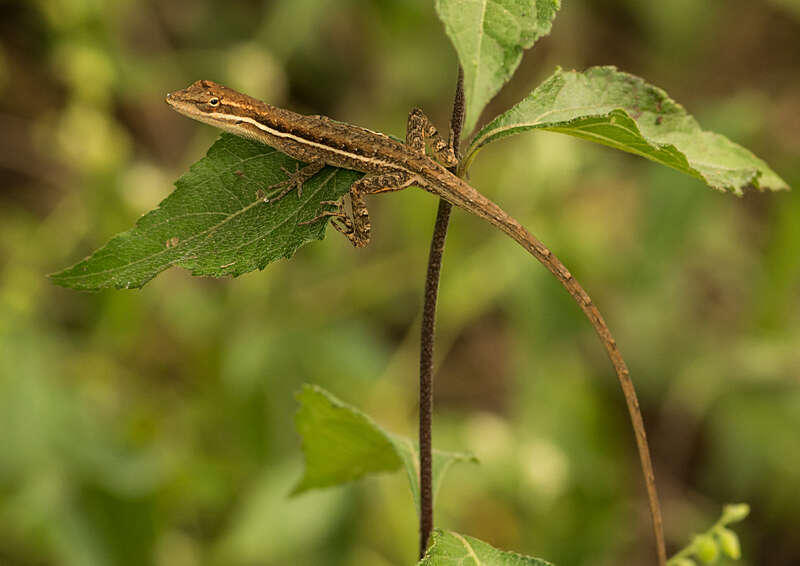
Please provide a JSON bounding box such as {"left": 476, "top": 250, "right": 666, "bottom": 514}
{"left": 50, "top": 133, "right": 362, "bottom": 290}
{"left": 390, "top": 435, "right": 478, "bottom": 515}
{"left": 293, "top": 385, "right": 403, "bottom": 494}
{"left": 419, "top": 530, "right": 554, "bottom": 566}
{"left": 293, "top": 385, "right": 476, "bottom": 512}
{"left": 465, "top": 66, "right": 790, "bottom": 195}
{"left": 435, "top": 0, "right": 561, "bottom": 135}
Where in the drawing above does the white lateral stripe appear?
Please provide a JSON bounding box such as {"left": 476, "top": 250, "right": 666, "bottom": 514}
{"left": 215, "top": 112, "right": 405, "bottom": 172}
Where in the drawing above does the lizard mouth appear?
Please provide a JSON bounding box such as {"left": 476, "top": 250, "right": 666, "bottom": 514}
{"left": 164, "top": 90, "right": 198, "bottom": 117}
{"left": 164, "top": 89, "right": 184, "bottom": 107}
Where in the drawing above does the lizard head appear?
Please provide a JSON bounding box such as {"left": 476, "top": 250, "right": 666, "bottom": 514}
{"left": 166, "top": 80, "right": 266, "bottom": 125}
{"left": 166, "top": 80, "right": 226, "bottom": 114}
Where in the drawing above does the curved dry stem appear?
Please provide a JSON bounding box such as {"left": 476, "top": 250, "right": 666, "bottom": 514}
{"left": 485, "top": 206, "right": 667, "bottom": 566}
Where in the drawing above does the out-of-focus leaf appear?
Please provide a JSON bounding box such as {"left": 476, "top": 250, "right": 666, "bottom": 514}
{"left": 694, "top": 534, "right": 719, "bottom": 563}
{"left": 293, "top": 385, "right": 402, "bottom": 494}
{"left": 419, "top": 530, "right": 554, "bottom": 565}
{"left": 717, "top": 527, "right": 741, "bottom": 560}
{"left": 390, "top": 435, "right": 477, "bottom": 515}
{"left": 50, "top": 133, "right": 361, "bottom": 290}
{"left": 293, "top": 385, "right": 476, "bottom": 513}
{"left": 214, "top": 460, "right": 347, "bottom": 564}
{"left": 435, "top": 0, "right": 561, "bottom": 134}
{"left": 465, "top": 66, "right": 790, "bottom": 194}
{"left": 667, "top": 503, "right": 750, "bottom": 566}
{"left": 721, "top": 503, "right": 750, "bottom": 524}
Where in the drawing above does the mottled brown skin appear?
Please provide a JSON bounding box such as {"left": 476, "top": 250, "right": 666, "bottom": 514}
{"left": 167, "top": 80, "right": 472, "bottom": 246}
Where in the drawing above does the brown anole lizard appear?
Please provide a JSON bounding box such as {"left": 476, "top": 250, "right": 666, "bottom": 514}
{"left": 163, "top": 79, "right": 615, "bottom": 376}
{"left": 165, "top": 80, "right": 665, "bottom": 564}
{"left": 164, "top": 81, "right": 607, "bottom": 328}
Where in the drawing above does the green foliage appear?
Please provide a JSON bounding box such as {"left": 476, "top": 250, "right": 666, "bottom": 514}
{"left": 419, "top": 530, "right": 554, "bottom": 566}
{"left": 52, "top": 70, "right": 788, "bottom": 291}
{"left": 294, "top": 385, "right": 475, "bottom": 514}
{"left": 720, "top": 504, "right": 750, "bottom": 524}
{"left": 465, "top": 66, "right": 789, "bottom": 194}
{"left": 667, "top": 504, "right": 750, "bottom": 565}
{"left": 6, "top": 0, "right": 796, "bottom": 564}
{"left": 717, "top": 528, "right": 742, "bottom": 560}
{"left": 391, "top": 434, "right": 477, "bottom": 515}
{"left": 435, "top": 0, "right": 561, "bottom": 134}
{"left": 293, "top": 384, "right": 404, "bottom": 493}
{"left": 50, "top": 134, "right": 361, "bottom": 290}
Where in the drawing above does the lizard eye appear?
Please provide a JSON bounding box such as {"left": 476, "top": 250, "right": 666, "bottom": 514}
{"left": 209, "top": 97, "right": 220, "bottom": 107}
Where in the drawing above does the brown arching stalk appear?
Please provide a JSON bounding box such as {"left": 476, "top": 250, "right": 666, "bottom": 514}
{"left": 516, "top": 226, "right": 667, "bottom": 566}
{"left": 452, "top": 187, "right": 668, "bottom": 566}
{"left": 418, "top": 66, "right": 464, "bottom": 559}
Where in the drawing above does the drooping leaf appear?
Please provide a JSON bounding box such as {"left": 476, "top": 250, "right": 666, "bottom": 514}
{"left": 465, "top": 66, "right": 790, "bottom": 195}
{"left": 391, "top": 435, "right": 478, "bottom": 515}
{"left": 50, "top": 133, "right": 362, "bottom": 290}
{"left": 435, "top": 0, "right": 561, "bottom": 135}
{"left": 419, "top": 530, "right": 555, "bottom": 566}
{"left": 293, "top": 385, "right": 403, "bottom": 494}
{"left": 293, "top": 385, "right": 476, "bottom": 513}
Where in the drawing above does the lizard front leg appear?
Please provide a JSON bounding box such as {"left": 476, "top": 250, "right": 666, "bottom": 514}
{"left": 266, "top": 161, "right": 325, "bottom": 202}
{"left": 406, "top": 107, "right": 458, "bottom": 166}
{"left": 300, "top": 171, "right": 416, "bottom": 248}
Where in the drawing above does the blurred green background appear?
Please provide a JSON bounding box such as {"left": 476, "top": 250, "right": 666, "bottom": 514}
{"left": 1, "top": 1, "right": 798, "bottom": 565}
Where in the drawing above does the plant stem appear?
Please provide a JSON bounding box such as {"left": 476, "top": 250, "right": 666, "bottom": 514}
{"left": 466, "top": 201, "right": 668, "bottom": 566}
{"left": 418, "top": 66, "right": 464, "bottom": 559}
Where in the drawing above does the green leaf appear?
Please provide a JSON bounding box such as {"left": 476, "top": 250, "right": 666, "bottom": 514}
{"left": 435, "top": 0, "right": 561, "bottom": 135}
{"left": 292, "top": 385, "right": 403, "bottom": 494}
{"left": 419, "top": 530, "right": 554, "bottom": 566}
{"left": 720, "top": 503, "right": 750, "bottom": 524}
{"left": 391, "top": 435, "right": 478, "bottom": 515}
{"left": 465, "top": 66, "right": 790, "bottom": 195}
{"left": 694, "top": 534, "right": 719, "bottom": 563}
{"left": 292, "top": 385, "right": 476, "bottom": 514}
{"left": 50, "top": 133, "right": 362, "bottom": 290}
{"left": 668, "top": 503, "right": 750, "bottom": 566}
{"left": 716, "top": 527, "right": 741, "bottom": 560}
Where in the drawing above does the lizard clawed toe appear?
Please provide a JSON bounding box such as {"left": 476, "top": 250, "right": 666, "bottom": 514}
{"left": 297, "top": 198, "right": 348, "bottom": 226}
{"left": 265, "top": 164, "right": 303, "bottom": 202}
{"left": 265, "top": 162, "right": 325, "bottom": 203}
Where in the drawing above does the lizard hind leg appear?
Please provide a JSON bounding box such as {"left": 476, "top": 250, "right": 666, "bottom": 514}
{"left": 297, "top": 199, "right": 364, "bottom": 247}
{"left": 406, "top": 107, "right": 458, "bottom": 166}
{"left": 299, "top": 171, "right": 417, "bottom": 248}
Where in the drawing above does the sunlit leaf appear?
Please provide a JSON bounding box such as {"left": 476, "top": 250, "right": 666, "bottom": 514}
{"left": 435, "top": 0, "right": 561, "bottom": 135}
{"left": 465, "top": 66, "right": 790, "bottom": 194}
{"left": 50, "top": 133, "right": 361, "bottom": 290}
{"left": 293, "top": 385, "right": 402, "bottom": 494}
{"left": 419, "top": 530, "right": 554, "bottom": 565}
{"left": 293, "top": 385, "right": 475, "bottom": 513}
